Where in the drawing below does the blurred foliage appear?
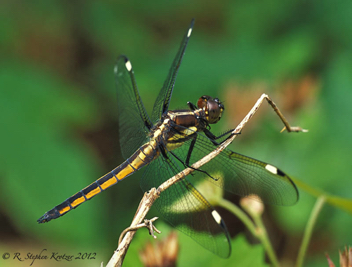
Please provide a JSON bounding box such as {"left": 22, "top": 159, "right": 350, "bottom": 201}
{"left": 1, "top": 1, "right": 352, "bottom": 266}
{"left": 125, "top": 222, "right": 268, "bottom": 267}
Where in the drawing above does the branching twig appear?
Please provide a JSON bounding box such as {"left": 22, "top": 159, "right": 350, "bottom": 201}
{"left": 118, "top": 217, "right": 160, "bottom": 245}
{"left": 105, "top": 94, "right": 306, "bottom": 267}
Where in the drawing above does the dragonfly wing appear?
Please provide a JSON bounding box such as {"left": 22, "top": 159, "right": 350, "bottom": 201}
{"left": 151, "top": 19, "right": 195, "bottom": 122}
{"left": 170, "top": 128, "right": 299, "bottom": 206}
{"left": 141, "top": 152, "right": 231, "bottom": 258}
{"left": 115, "top": 55, "right": 152, "bottom": 159}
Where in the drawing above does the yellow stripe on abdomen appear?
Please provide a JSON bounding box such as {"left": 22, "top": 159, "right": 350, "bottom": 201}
{"left": 59, "top": 206, "right": 71, "bottom": 215}
{"left": 115, "top": 164, "right": 135, "bottom": 180}
{"left": 100, "top": 177, "right": 118, "bottom": 190}
{"left": 71, "top": 196, "right": 86, "bottom": 207}
{"left": 85, "top": 187, "right": 102, "bottom": 199}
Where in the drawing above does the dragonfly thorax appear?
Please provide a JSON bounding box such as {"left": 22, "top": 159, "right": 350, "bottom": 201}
{"left": 197, "top": 95, "right": 224, "bottom": 124}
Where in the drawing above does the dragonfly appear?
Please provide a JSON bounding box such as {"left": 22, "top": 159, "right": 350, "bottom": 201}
{"left": 38, "top": 19, "right": 298, "bottom": 258}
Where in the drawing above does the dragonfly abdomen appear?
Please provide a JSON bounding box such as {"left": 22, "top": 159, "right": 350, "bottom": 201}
{"left": 37, "top": 142, "right": 158, "bottom": 223}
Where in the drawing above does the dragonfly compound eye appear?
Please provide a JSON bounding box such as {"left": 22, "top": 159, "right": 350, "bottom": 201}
{"left": 197, "top": 95, "right": 210, "bottom": 109}
{"left": 197, "top": 95, "right": 224, "bottom": 124}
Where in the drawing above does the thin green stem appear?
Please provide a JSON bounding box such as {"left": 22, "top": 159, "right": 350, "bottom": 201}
{"left": 252, "top": 213, "right": 280, "bottom": 267}
{"left": 218, "top": 198, "right": 279, "bottom": 267}
{"left": 295, "top": 196, "right": 326, "bottom": 267}
{"left": 218, "top": 198, "right": 257, "bottom": 236}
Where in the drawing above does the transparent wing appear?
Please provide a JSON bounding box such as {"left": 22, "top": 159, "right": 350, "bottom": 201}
{"left": 114, "top": 55, "right": 152, "bottom": 159}
{"left": 151, "top": 19, "right": 195, "bottom": 122}
{"left": 140, "top": 151, "right": 231, "bottom": 258}
{"left": 171, "top": 127, "right": 299, "bottom": 206}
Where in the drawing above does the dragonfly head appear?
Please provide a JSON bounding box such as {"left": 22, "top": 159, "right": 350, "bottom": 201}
{"left": 197, "top": 95, "right": 224, "bottom": 124}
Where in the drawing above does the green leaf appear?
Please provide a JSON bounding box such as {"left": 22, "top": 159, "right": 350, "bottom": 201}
{"left": 291, "top": 177, "right": 352, "bottom": 215}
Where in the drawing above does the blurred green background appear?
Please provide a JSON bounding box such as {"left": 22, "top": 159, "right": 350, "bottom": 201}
{"left": 1, "top": 1, "right": 352, "bottom": 266}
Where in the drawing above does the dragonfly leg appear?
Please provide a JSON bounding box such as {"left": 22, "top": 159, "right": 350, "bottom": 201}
{"left": 169, "top": 151, "right": 196, "bottom": 175}
{"left": 183, "top": 137, "right": 218, "bottom": 181}
{"left": 215, "top": 129, "right": 241, "bottom": 140}
{"left": 204, "top": 128, "right": 241, "bottom": 146}
{"left": 168, "top": 144, "right": 216, "bottom": 180}
{"left": 187, "top": 101, "right": 197, "bottom": 110}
